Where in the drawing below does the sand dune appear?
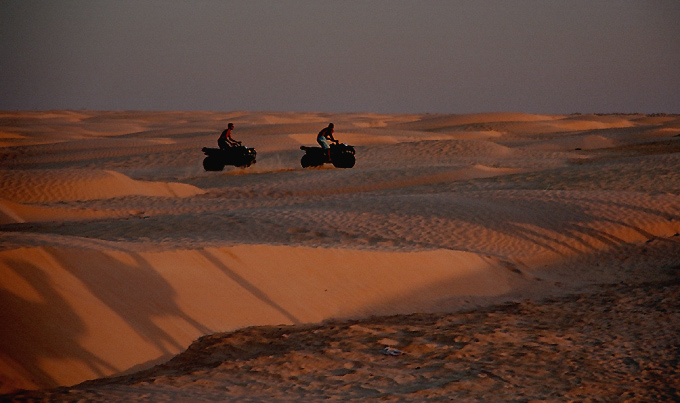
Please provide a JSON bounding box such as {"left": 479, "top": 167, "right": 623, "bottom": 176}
{"left": 1, "top": 111, "right": 679, "bottom": 400}
{"left": 0, "top": 169, "right": 203, "bottom": 204}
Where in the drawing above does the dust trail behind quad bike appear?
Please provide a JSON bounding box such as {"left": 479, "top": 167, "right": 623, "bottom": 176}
{"left": 1, "top": 110, "right": 679, "bottom": 400}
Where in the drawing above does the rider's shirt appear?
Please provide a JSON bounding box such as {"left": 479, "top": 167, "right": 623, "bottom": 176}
{"left": 317, "top": 127, "right": 333, "bottom": 140}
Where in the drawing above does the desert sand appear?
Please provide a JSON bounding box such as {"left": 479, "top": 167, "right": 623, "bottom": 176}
{"left": 1, "top": 110, "right": 679, "bottom": 401}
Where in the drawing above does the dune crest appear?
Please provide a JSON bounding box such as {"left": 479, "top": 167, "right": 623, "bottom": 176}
{"left": 0, "top": 244, "right": 513, "bottom": 391}
{"left": 0, "top": 198, "right": 133, "bottom": 225}
{"left": 0, "top": 169, "right": 203, "bottom": 204}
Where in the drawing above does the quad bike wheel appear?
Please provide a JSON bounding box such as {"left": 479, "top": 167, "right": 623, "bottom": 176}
{"left": 203, "top": 156, "right": 224, "bottom": 171}
{"left": 300, "top": 154, "right": 315, "bottom": 168}
{"left": 332, "top": 154, "right": 356, "bottom": 168}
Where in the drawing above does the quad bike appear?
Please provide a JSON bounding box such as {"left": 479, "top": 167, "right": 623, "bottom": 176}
{"left": 201, "top": 142, "right": 257, "bottom": 171}
{"left": 300, "top": 141, "right": 356, "bottom": 168}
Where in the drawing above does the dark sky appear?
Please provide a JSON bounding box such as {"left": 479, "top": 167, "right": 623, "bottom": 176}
{"left": 1, "top": 0, "right": 679, "bottom": 114}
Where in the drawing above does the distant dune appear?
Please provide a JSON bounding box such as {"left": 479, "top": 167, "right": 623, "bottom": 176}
{"left": 1, "top": 111, "right": 679, "bottom": 400}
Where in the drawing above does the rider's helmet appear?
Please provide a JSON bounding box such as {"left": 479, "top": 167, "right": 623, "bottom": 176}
{"left": 328, "top": 123, "right": 334, "bottom": 129}
{"left": 228, "top": 123, "right": 234, "bottom": 129}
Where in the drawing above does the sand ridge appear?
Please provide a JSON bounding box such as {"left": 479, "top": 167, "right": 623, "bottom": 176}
{"left": 18, "top": 279, "right": 678, "bottom": 402}
{"left": 0, "top": 111, "right": 679, "bottom": 399}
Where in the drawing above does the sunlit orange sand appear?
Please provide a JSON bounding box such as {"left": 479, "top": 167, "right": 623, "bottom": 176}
{"left": 1, "top": 111, "right": 679, "bottom": 400}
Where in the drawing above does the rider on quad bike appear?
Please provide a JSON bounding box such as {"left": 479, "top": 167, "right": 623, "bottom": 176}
{"left": 300, "top": 123, "right": 355, "bottom": 169}
{"left": 202, "top": 122, "right": 256, "bottom": 171}
{"left": 317, "top": 123, "right": 336, "bottom": 162}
